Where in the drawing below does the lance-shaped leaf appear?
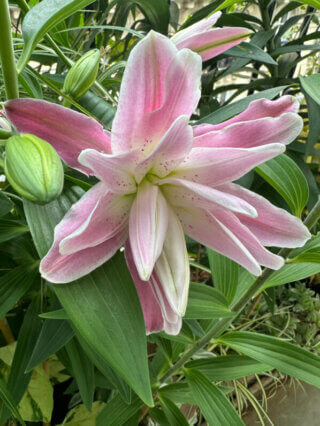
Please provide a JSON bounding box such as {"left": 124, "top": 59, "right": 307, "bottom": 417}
{"left": 186, "top": 369, "right": 244, "bottom": 426}
{"left": 218, "top": 331, "right": 320, "bottom": 389}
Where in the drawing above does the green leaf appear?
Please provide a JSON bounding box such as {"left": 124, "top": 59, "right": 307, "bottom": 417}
{"left": 225, "top": 42, "right": 277, "bottom": 65}
{"left": 298, "top": 0, "right": 320, "bottom": 9}
{"left": 185, "top": 355, "right": 271, "bottom": 381}
{"left": 186, "top": 369, "right": 244, "bottom": 426}
{"left": 76, "top": 332, "right": 132, "bottom": 404}
{"left": 288, "top": 232, "right": 320, "bottom": 264}
{"left": 130, "top": 0, "right": 170, "bottom": 34}
{"left": 1, "top": 296, "right": 42, "bottom": 424}
{"left": 158, "top": 395, "right": 189, "bottom": 426}
{"left": 218, "top": 331, "right": 320, "bottom": 389}
{"left": 61, "top": 401, "right": 105, "bottom": 426}
{"left": 185, "top": 282, "right": 235, "bottom": 319}
{"left": 0, "top": 379, "right": 26, "bottom": 426}
{"left": 0, "top": 192, "right": 13, "bottom": 217}
{"left": 96, "top": 393, "right": 143, "bottom": 426}
{"left": 64, "top": 338, "right": 95, "bottom": 410}
{"left": 0, "top": 220, "right": 29, "bottom": 243}
{"left": 207, "top": 250, "right": 238, "bottom": 305}
{"left": 262, "top": 263, "right": 320, "bottom": 291}
{"left": 17, "top": 0, "right": 96, "bottom": 72}
{"left": 23, "top": 186, "right": 153, "bottom": 406}
{"left": 197, "top": 86, "right": 287, "bottom": 125}
{"left": 39, "top": 309, "right": 69, "bottom": 320}
{"left": 78, "top": 91, "right": 115, "bottom": 128}
{"left": 255, "top": 154, "right": 309, "bottom": 217}
{"left": 26, "top": 319, "right": 74, "bottom": 372}
{"left": 0, "top": 264, "right": 37, "bottom": 319}
{"left": 300, "top": 74, "right": 320, "bottom": 155}
{"left": 159, "top": 383, "right": 195, "bottom": 405}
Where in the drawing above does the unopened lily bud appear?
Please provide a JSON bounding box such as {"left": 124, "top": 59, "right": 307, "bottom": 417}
{"left": 63, "top": 49, "right": 100, "bottom": 100}
{"left": 4, "top": 134, "right": 64, "bottom": 204}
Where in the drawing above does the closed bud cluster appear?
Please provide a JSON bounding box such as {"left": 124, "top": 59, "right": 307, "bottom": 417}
{"left": 4, "top": 134, "right": 64, "bottom": 204}
{"left": 63, "top": 49, "right": 100, "bottom": 100}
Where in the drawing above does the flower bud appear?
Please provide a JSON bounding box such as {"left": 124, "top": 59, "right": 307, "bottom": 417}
{"left": 63, "top": 49, "right": 100, "bottom": 100}
{"left": 4, "top": 134, "right": 64, "bottom": 204}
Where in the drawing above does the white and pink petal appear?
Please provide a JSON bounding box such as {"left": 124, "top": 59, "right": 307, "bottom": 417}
{"left": 5, "top": 98, "right": 111, "bottom": 174}
{"left": 221, "top": 183, "right": 311, "bottom": 248}
{"left": 172, "top": 144, "right": 285, "bottom": 185}
{"left": 193, "top": 113, "right": 303, "bottom": 149}
{"left": 78, "top": 149, "right": 139, "bottom": 194}
{"left": 129, "top": 180, "right": 169, "bottom": 281}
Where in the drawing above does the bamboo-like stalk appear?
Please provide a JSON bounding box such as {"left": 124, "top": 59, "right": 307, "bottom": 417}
{"left": 0, "top": 0, "right": 19, "bottom": 99}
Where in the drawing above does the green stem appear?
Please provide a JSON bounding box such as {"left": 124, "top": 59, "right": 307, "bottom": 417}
{"left": 159, "top": 199, "right": 320, "bottom": 383}
{"left": 0, "top": 0, "right": 19, "bottom": 99}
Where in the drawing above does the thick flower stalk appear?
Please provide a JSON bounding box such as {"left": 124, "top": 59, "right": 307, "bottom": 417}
{"left": 6, "top": 28, "right": 310, "bottom": 335}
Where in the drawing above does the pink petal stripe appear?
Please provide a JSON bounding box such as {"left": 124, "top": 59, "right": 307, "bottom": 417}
{"left": 134, "top": 115, "right": 193, "bottom": 183}
{"left": 154, "top": 207, "right": 190, "bottom": 315}
{"left": 111, "top": 31, "right": 177, "bottom": 154}
{"left": 174, "top": 27, "right": 251, "bottom": 61}
{"left": 59, "top": 192, "right": 133, "bottom": 255}
{"left": 212, "top": 209, "right": 284, "bottom": 270}
{"left": 78, "top": 149, "right": 139, "bottom": 194}
{"left": 129, "top": 181, "right": 169, "bottom": 280}
{"left": 172, "top": 144, "right": 285, "bottom": 186}
{"left": 193, "top": 96, "right": 300, "bottom": 136}
{"left": 5, "top": 98, "right": 111, "bottom": 174}
{"left": 125, "top": 241, "right": 182, "bottom": 335}
{"left": 221, "top": 183, "right": 311, "bottom": 248}
{"left": 159, "top": 179, "right": 257, "bottom": 217}
{"left": 172, "top": 203, "right": 261, "bottom": 275}
{"left": 193, "top": 113, "right": 303, "bottom": 149}
{"left": 129, "top": 48, "right": 202, "bottom": 153}
{"left": 40, "top": 228, "right": 126, "bottom": 284}
{"left": 171, "top": 12, "right": 221, "bottom": 45}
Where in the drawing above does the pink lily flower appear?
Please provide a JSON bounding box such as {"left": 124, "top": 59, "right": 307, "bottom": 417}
{"left": 6, "top": 31, "right": 310, "bottom": 335}
{"left": 171, "top": 12, "right": 252, "bottom": 61}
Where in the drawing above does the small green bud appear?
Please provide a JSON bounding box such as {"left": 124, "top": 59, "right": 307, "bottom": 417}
{"left": 63, "top": 49, "right": 100, "bottom": 100}
{"left": 4, "top": 134, "right": 64, "bottom": 204}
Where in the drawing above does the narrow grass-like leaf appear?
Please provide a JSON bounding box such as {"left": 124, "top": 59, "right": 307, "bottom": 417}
{"left": 186, "top": 369, "right": 244, "bottom": 425}
{"left": 255, "top": 154, "right": 309, "bottom": 217}
{"left": 288, "top": 232, "right": 320, "bottom": 264}
{"left": 26, "top": 319, "right": 74, "bottom": 372}
{"left": 158, "top": 395, "right": 189, "bottom": 426}
{"left": 186, "top": 355, "right": 271, "bottom": 381}
{"left": 0, "top": 220, "right": 29, "bottom": 243}
{"left": 39, "top": 309, "right": 69, "bottom": 320}
{"left": 76, "top": 332, "right": 131, "bottom": 404}
{"left": 65, "top": 337, "right": 95, "bottom": 410}
{"left": 0, "top": 264, "right": 37, "bottom": 319}
{"left": 185, "top": 283, "right": 234, "bottom": 319}
{"left": 0, "top": 379, "right": 25, "bottom": 426}
{"left": 225, "top": 42, "right": 277, "bottom": 65}
{"left": 207, "top": 250, "right": 238, "bottom": 305}
{"left": 17, "top": 0, "right": 96, "bottom": 72}
{"left": 218, "top": 331, "right": 320, "bottom": 388}
{"left": 1, "top": 296, "right": 42, "bottom": 423}
{"left": 261, "top": 263, "right": 320, "bottom": 291}
{"left": 0, "top": 192, "right": 13, "bottom": 217}
{"left": 96, "top": 393, "right": 143, "bottom": 426}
